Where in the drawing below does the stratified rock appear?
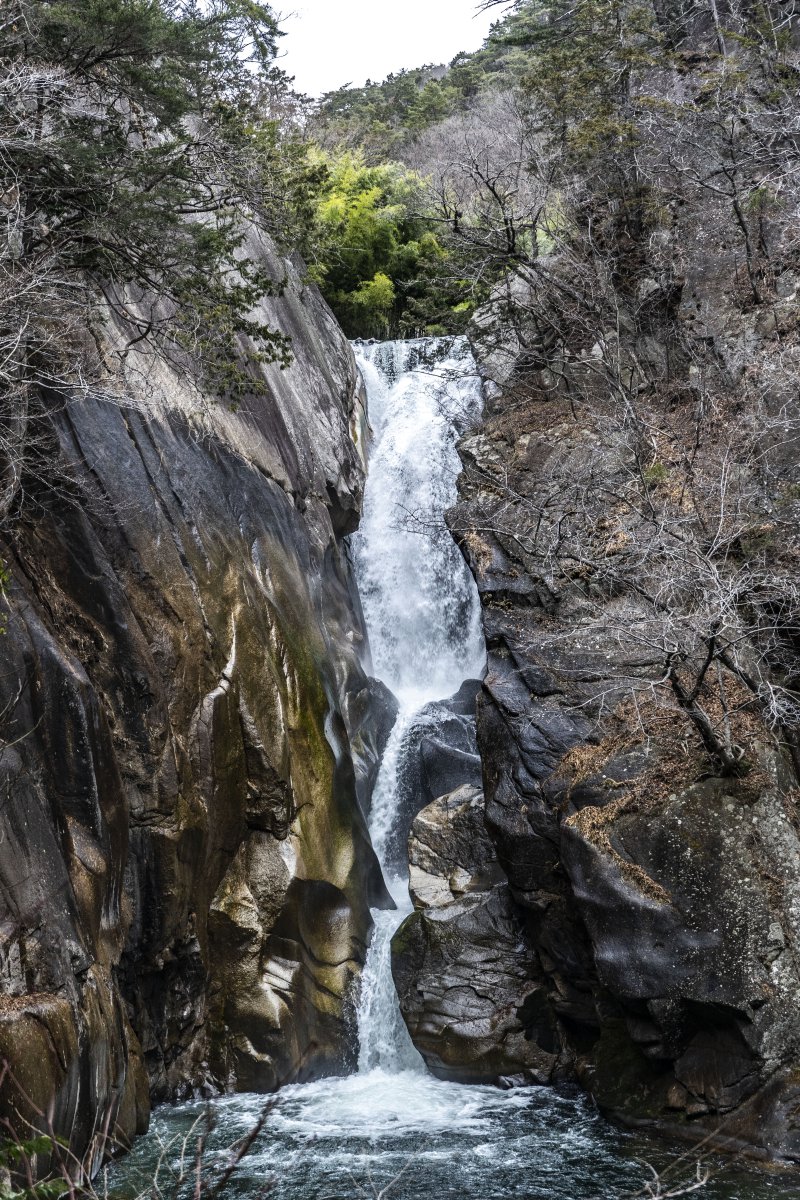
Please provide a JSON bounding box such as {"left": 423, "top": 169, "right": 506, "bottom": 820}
{"left": 392, "top": 785, "right": 563, "bottom": 1085}
{"left": 434, "top": 80, "right": 800, "bottom": 1151}
{"left": 563, "top": 772, "right": 800, "bottom": 1155}
{"left": 441, "top": 238, "right": 800, "bottom": 1157}
{"left": 0, "top": 237, "right": 387, "bottom": 1162}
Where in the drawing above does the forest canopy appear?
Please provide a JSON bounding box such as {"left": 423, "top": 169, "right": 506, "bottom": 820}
{"left": 0, "top": 0, "right": 549, "bottom": 411}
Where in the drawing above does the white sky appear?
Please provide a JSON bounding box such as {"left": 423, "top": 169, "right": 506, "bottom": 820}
{"left": 278, "top": 1, "right": 498, "bottom": 97}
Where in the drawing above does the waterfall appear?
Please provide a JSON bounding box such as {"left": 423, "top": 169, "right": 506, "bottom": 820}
{"left": 350, "top": 337, "right": 486, "bottom": 1076}
{"left": 112, "top": 337, "right": 732, "bottom": 1200}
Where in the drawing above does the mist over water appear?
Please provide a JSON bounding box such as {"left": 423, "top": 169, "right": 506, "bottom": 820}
{"left": 110, "top": 339, "right": 788, "bottom": 1200}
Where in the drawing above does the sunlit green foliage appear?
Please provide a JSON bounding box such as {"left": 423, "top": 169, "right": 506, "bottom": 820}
{"left": 308, "top": 151, "right": 457, "bottom": 337}
{"left": 305, "top": 4, "right": 553, "bottom": 336}
{"left": 0, "top": 1135, "right": 68, "bottom": 1200}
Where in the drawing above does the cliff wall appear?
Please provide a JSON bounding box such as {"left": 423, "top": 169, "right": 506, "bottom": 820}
{"left": 0, "top": 237, "right": 387, "bottom": 1170}
{"left": 392, "top": 23, "right": 800, "bottom": 1160}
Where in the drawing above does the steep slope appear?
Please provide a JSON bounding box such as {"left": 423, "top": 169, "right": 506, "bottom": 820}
{"left": 447, "top": 264, "right": 800, "bottom": 1156}
{"left": 0, "top": 236, "right": 389, "bottom": 1170}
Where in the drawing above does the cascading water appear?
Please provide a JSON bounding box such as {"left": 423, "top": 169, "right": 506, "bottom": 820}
{"left": 110, "top": 339, "right": 776, "bottom": 1200}
{"left": 350, "top": 338, "right": 486, "bottom": 708}
{"left": 350, "top": 337, "right": 486, "bottom": 1079}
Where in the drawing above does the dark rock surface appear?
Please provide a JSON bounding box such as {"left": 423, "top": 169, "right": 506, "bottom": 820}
{"left": 440, "top": 388, "right": 800, "bottom": 1158}
{"left": 392, "top": 785, "right": 564, "bottom": 1086}
{"left": 436, "top": 236, "right": 800, "bottom": 1158}
{"left": 0, "top": 242, "right": 388, "bottom": 1162}
{"left": 345, "top": 676, "right": 399, "bottom": 821}
{"left": 383, "top": 680, "right": 482, "bottom": 871}
{"left": 405, "top": 38, "right": 800, "bottom": 1155}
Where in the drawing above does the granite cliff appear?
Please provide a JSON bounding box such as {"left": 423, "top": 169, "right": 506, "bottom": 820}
{"left": 0, "top": 237, "right": 390, "bottom": 1170}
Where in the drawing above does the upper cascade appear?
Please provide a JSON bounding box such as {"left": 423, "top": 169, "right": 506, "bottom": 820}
{"left": 351, "top": 338, "right": 486, "bottom": 709}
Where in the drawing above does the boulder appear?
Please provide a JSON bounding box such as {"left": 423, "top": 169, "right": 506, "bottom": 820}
{"left": 345, "top": 676, "right": 400, "bottom": 819}
{"left": 392, "top": 785, "right": 564, "bottom": 1086}
{"left": 382, "top": 680, "right": 483, "bottom": 871}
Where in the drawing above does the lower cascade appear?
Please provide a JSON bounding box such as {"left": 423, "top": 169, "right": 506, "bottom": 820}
{"left": 111, "top": 339, "right": 777, "bottom": 1200}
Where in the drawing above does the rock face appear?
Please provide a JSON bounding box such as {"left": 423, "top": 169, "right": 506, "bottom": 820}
{"left": 388, "top": 25, "right": 800, "bottom": 1157}
{"left": 462, "top": 609, "right": 800, "bottom": 1152}
{"left": 0, "top": 240, "right": 389, "bottom": 1166}
{"left": 395, "top": 396, "right": 800, "bottom": 1156}
{"left": 429, "top": 170, "right": 800, "bottom": 1158}
{"left": 463, "top": 601, "right": 800, "bottom": 1157}
{"left": 383, "top": 680, "right": 482, "bottom": 872}
{"left": 392, "top": 785, "right": 563, "bottom": 1085}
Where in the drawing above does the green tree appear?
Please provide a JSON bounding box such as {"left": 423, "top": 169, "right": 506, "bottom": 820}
{"left": 309, "top": 150, "right": 449, "bottom": 337}
{"left": 311, "top": 8, "right": 542, "bottom": 161}
{"left": 0, "top": 0, "right": 325, "bottom": 520}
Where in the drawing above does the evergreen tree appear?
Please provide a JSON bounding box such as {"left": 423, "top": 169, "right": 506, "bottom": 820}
{"left": 0, "top": 0, "right": 318, "bottom": 417}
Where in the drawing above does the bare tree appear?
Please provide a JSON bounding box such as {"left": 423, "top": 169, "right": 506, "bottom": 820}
{"left": 406, "top": 90, "right": 560, "bottom": 311}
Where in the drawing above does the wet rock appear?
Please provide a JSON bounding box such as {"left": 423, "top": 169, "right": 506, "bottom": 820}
{"left": 392, "top": 785, "right": 563, "bottom": 1085}
{"left": 345, "top": 676, "right": 399, "bottom": 819}
{"left": 384, "top": 680, "right": 483, "bottom": 871}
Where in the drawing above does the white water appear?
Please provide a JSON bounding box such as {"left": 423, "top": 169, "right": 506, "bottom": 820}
{"left": 355, "top": 712, "right": 422, "bottom": 1076}
{"left": 351, "top": 338, "right": 486, "bottom": 709}
{"left": 350, "top": 337, "right": 486, "bottom": 1080}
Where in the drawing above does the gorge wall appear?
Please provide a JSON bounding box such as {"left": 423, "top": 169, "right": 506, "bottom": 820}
{"left": 0, "top": 236, "right": 390, "bottom": 1170}
{"left": 3, "top": 3, "right": 800, "bottom": 1174}
{"left": 391, "top": 17, "right": 800, "bottom": 1161}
